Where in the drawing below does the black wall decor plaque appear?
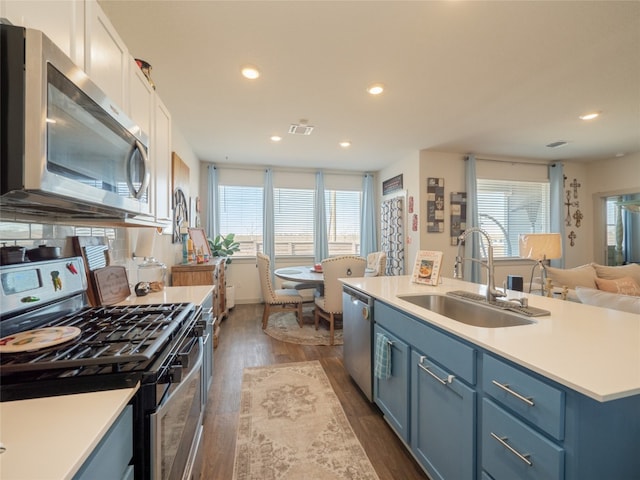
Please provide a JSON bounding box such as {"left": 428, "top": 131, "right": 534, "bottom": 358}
{"left": 382, "top": 174, "right": 403, "bottom": 195}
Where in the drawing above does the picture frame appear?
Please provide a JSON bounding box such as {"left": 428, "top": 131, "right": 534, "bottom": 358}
{"left": 382, "top": 174, "right": 403, "bottom": 195}
{"left": 411, "top": 250, "right": 443, "bottom": 286}
{"left": 188, "top": 228, "right": 211, "bottom": 258}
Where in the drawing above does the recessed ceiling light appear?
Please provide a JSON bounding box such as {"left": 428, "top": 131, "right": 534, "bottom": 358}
{"left": 241, "top": 65, "right": 260, "bottom": 79}
{"left": 270, "top": 135, "right": 282, "bottom": 142}
{"left": 367, "top": 83, "right": 384, "bottom": 95}
{"left": 339, "top": 141, "right": 351, "bottom": 148}
{"left": 579, "top": 111, "right": 600, "bottom": 120}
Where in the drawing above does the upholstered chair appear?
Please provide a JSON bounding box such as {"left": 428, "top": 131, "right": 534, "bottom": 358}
{"left": 256, "top": 253, "right": 304, "bottom": 329}
{"left": 314, "top": 255, "right": 367, "bottom": 345}
{"left": 365, "top": 251, "right": 387, "bottom": 276}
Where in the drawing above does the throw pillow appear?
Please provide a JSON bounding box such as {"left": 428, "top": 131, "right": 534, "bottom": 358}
{"left": 546, "top": 264, "right": 597, "bottom": 289}
{"left": 592, "top": 263, "right": 640, "bottom": 286}
{"left": 595, "top": 276, "right": 640, "bottom": 296}
{"left": 575, "top": 287, "right": 640, "bottom": 314}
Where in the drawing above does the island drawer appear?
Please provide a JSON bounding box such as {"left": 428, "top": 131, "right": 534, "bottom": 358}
{"left": 482, "top": 399, "right": 564, "bottom": 480}
{"left": 483, "top": 354, "right": 565, "bottom": 440}
{"left": 375, "top": 301, "right": 476, "bottom": 384}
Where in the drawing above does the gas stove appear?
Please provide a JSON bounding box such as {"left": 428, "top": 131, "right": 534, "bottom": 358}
{"left": 0, "top": 257, "right": 197, "bottom": 402}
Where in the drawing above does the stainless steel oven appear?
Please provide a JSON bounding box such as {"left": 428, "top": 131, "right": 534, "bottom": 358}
{"left": 150, "top": 334, "right": 204, "bottom": 480}
{"left": 0, "top": 258, "right": 205, "bottom": 480}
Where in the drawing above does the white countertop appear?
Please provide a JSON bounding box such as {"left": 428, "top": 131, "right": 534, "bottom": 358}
{"left": 116, "top": 285, "right": 214, "bottom": 306}
{"left": 0, "top": 386, "right": 137, "bottom": 480}
{"left": 342, "top": 275, "right": 640, "bottom": 402}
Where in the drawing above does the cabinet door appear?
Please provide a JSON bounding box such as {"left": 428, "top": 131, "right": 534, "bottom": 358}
{"left": 154, "top": 97, "right": 172, "bottom": 222}
{"left": 411, "top": 350, "right": 476, "bottom": 480}
{"left": 1, "top": 0, "right": 84, "bottom": 67}
{"left": 85, "top": 0, "right": 127, "bottom": 108}
{"left": 129, "top": 58, "right": 153, "bottom": 139}
{"left": 373, "top": 324, "right": 410, "bottom": 442}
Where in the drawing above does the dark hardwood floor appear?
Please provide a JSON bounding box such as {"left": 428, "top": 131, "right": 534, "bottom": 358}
{"left": 199, "top": 303, "right": 430, "bottom": 480}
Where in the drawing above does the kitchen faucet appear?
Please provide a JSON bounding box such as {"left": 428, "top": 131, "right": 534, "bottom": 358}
{"left": 453, "top": 227, "right": 505, "bottom": 303}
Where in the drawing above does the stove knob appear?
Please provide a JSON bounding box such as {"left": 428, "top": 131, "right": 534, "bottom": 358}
{"left": 169, "top": 365, "right": 183, "bottom": 382}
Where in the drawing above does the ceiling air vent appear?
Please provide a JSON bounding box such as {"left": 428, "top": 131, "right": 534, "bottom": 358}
{"left": 546, "top": 141, "right": 568, "bottom": 148}
{"left": 288, "top": 123, "right": 314, "bottom": 135}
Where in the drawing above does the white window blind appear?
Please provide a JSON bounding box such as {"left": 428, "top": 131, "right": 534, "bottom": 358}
{"left": 218, "top": 185, "right": 263, "bottom": 256}
{"left": 274, "top": 188, "right": 315, "bottom": 255}
{"left": 477, "top": 179, "right": 550, "bottom": 258}
{"left": 326, "top": 189, "right": 361, "bottom": 255}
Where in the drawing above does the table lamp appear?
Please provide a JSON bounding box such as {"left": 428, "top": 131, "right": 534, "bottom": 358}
{"left": 519, "top": 233, "right": 562, "bottom": 295}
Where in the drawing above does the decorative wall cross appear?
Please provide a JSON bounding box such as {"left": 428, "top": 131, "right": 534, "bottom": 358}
{"left": 568, "top": 230, "right": 577, "bottom": 247}
{"left": 564, "top": 190, "right": 579, "bottom": 226}
{"left": 573, "top": 209, "right": 583, "bottom": 228}
{"left": 570, "top": 178, "right": 581, "bottom": 199}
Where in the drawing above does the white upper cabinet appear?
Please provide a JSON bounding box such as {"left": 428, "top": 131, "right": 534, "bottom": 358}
{"left": 1, "top": 0, "right": 85, "bottom": 68}
{"left": 153, "top": 96, "right": 172, "bottom": 223}
{"left": 84, "top": 0, "right": 128, "bottom": 109}
{"left": 129, "top": 58, "right": 154, "bottom": 140}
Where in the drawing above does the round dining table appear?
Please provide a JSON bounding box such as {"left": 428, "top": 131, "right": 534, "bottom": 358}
{"left": 274, "top": 266, "right": 324, "bottom": 283}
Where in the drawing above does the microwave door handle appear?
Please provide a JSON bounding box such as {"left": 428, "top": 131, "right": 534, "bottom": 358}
{"left": 126, "top": 139, "right": 151, "bottom": 199}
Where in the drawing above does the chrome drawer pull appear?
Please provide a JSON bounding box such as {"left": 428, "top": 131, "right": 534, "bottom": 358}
{"left": 490, "top": 432, "right": 533, "bottom": 467}
{"left": 492, "top": 380, "right": 535, "bottom": 407}
{"left": 418, "top": 356, "right": 455, "bottom": 385}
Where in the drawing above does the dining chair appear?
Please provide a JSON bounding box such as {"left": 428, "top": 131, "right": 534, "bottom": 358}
{"left": 256, "top": 253, "right": 304, "bottom": 329}
{"left": 365, "top": 251, "right": 387, "bottom": 277}
{"left": 314, "top": 255, "right": 367, "bottom": 345}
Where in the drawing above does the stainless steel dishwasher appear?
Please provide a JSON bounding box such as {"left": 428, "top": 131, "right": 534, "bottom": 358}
{"left": 342, "top": 285, "right": 374, "bottom": 401}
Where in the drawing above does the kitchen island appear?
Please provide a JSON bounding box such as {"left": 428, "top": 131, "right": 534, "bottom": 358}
{"left": 341, "top": 275, "right": 640, "bottom": 480}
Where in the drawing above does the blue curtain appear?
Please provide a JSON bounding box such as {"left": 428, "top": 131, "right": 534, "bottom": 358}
{"left": 263, "top": 169, "right": 275, "bottom": 275}
{"left": 464, "top": 155, "right": 482, "bottom": 283}
{"left": 314, "top": 171, "right": 329, "bottom": 262}
{"left": 360, "top": 173, "right": 377, "bottom": 257}
{"left": 549, "top": 163, "right": 565, "bottom": 268}
{"left": 206, "top": 165, "right": 219, "bottom": 239}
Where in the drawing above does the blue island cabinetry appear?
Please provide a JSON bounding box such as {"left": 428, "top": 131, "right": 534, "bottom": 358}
{"left": 372, "top": 300, "right": 640, "bottom": 480}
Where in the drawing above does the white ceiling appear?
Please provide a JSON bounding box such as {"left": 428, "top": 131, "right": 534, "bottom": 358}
{"left": 99, "top": 0, "right": 640, "bottom": 172}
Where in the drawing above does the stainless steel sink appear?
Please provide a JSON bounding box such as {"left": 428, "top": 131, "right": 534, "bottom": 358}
{"left": 396, "top": 294, "right": 535, "bottom": 328}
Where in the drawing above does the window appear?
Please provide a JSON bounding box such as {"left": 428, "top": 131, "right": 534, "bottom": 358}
{"left": 325, "top": 189, "right": 361, "bottom": 255}
{"left": 218, "top": 185, "right": 263, "bottom": 256}
{"left": 216, "top": 170, "right": 363, "bottom": 258}
{"left": 274, "top": 188, "right": 315, "bottom": 255}
{"left": 477, "top": 179, "right": 550, "bottom": 258}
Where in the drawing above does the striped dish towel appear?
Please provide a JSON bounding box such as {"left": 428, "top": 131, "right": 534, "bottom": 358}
{"left": 374, "top": 332, "right": 392, "bottom": 380}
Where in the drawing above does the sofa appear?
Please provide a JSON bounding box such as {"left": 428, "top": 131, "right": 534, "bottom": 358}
{"left": 537, "top": 263, "right": 640, "bottom": 314}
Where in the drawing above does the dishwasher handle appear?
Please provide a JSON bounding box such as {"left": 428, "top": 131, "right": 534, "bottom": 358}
{"left": 343, "top": 285, "right": 373, "bottom": 307}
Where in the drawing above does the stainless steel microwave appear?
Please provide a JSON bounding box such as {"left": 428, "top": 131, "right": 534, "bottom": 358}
{"left": 0, "top": 24, "right": 152, "bottom": 221}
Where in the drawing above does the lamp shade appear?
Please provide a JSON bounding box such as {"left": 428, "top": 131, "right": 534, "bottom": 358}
{"left": 519, "top": 233, "right": 562, "bottom": 261}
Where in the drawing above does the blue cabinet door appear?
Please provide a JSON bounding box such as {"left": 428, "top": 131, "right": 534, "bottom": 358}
{"left": 411, "top": 351, "right": 476, "bottom": 480}
{"left": 373, "top": 324, "right": 410, "bottom": 442}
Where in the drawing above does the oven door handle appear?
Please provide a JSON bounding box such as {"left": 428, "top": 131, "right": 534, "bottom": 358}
{"left": 157, "top": 339, "right": 203, "bottom": 413}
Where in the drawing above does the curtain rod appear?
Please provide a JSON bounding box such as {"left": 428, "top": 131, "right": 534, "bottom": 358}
{"left": 207, "top": 162, "right": 368, "bottom": 177}
{"left": 470, "top": 156, "right": 557, "bottom": 167}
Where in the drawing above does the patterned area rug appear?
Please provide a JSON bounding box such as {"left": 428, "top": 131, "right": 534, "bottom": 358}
{"left": 232, "top": 361, "right": 379, "bottom": 480}
{"left": 263, "top": 306, "right": 343, "bottom": 346}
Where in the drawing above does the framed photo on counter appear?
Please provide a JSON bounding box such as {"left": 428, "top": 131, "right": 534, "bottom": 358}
{"left": 411, "top": 250, "right": 443, "bottom": 286}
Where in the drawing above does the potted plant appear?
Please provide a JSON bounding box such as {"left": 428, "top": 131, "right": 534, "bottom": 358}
{"left": 208, "top": 233, "right": 241, "bottom": 308}
{"left": 208, "top": 233, "right": 240, "bottom": 263}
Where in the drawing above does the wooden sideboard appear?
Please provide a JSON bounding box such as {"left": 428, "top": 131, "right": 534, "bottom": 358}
{"left": 171, "top": 258, "right": 227, "bottom": 321}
